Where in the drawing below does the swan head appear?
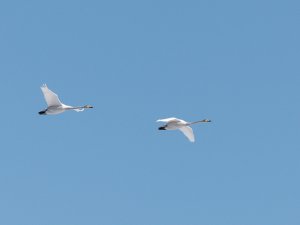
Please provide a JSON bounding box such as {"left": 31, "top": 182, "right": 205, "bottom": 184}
{"left": 158, "top": 126, "right": 166, "bottom": 130}
{"left": 201, "top": 119, "right": 211, "bottom": 122}
{"left": 84, "top": 105, "right": 93, "bottom": 109}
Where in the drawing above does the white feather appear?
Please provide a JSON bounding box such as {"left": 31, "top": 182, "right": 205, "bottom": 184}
{"left": 179, "top": 126, "right": 195, "bottom": 142}
{"left": 40, "top": 84, "right": 63, "bottom": 107}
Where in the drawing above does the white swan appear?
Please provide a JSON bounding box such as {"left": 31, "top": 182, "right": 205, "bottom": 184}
{"left": 39, "top": 84, "right": 93, "bottom": 115}
{"left": 157, "top": 117, "right": 211, "bottom": 142}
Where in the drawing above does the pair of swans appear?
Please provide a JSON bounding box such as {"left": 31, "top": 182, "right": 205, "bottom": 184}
{"left": 39, "top": 84, "right": 211, "bottom": 142}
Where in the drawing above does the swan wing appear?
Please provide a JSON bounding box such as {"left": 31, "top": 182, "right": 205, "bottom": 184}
{"left": 179, "top": 126, "right": 195, "bottom": 142}
{"left": 40, "top": 84, "right": 63, "bottom": 107}
{"left": 156, "top": 117, "right": 179, "bottom": 123}
{"left": 73, "top": 108, "right": 84, "bottom": 112}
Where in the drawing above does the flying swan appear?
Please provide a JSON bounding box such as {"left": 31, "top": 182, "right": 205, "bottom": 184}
{"left": 157, "top": 117, "right": 211, "bottom": 142}
{"left": 39, "top": 84, "right": 93, "bottom": 115}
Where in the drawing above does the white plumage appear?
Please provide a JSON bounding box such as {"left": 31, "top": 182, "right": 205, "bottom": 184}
{"left": 157, "top": 117, "right": 211, "bottom": 142}
{"left": 39, "top": 84, "right": 93, "bottom": 115}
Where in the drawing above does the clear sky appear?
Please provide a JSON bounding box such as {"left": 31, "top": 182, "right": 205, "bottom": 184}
{"left": 0, "top": 0, "right": 299, "bottom": 225}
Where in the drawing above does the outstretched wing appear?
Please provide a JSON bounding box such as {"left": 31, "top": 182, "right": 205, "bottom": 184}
{"left": 40, "top": 84, "right": 63, "bottom": 107}
{"left": 156, "top": 117, "right": 179, "bottom": 123}
{"left": 73, "top": 108, "right": 84, "bottom": 112}
{"left": 179, "top": 126, "right": 195, "bottom": 142}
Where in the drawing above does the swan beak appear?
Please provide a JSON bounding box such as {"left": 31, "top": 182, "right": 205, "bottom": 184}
{"left": 158, "top": 126, "right": 166, "bottom": 130}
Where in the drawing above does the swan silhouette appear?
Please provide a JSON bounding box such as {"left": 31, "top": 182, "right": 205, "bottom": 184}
{"left": 157, "top": 117, "right": 211, "bottom": 142}
{"left": 39, "top": 84, "right": 93, "bottom": 115}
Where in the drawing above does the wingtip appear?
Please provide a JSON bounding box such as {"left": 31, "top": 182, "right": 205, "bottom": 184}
{"left": 189, "top": 137, "right": 195, "bottom": 142}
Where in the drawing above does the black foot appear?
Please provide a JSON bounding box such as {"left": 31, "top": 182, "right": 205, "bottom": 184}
{"left": 39, "top": 110, "right": 47, "bottom": 115}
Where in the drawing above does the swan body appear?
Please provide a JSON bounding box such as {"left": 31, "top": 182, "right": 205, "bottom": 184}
{"left": 39, "top": 84, "right": 93, "bottom": 115}
{"left": 157, "top": 117, "right": 211, "bottom": 142}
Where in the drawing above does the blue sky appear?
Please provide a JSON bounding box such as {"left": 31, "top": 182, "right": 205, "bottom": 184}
{"left": 0, "top": 0, "right": 299, "bottom": 224}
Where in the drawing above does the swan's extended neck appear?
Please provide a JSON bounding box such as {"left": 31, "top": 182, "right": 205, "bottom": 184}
{"left": 67, "top": 105, "right": 93, "bottom": 110}
{"left": 189, "top": 119, "right": 211, "bottom": 125}
{"left": 70, "top": 106, "right": 84, "bottom": 110}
